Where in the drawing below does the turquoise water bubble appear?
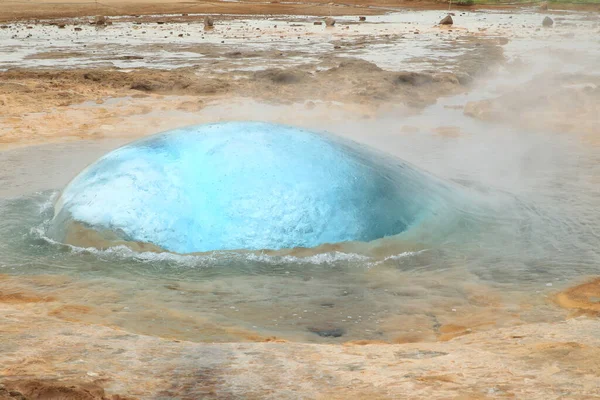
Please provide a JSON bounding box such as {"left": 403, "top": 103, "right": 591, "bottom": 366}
{"left": 50, "top": 122, "right": 457, "bottom": 253}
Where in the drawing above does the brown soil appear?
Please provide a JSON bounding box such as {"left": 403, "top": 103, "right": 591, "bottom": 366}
{"left": 3, "top": 0, "right": 600, "bottom": 22}
{"left": 1, "top": 4, "right": 599, "bottom": 398}
{"left": 0, "top": 61, "right": 465, "bottom": 111}
{"left": 0, "top": 380, "right": 134, "bottom": 400}
{"left": 1, "top": 306, "right": 599, "bottom": 399}
{"left": 0, "top": 292, "right": 55, "bottom": 304}
{"left": 0, "top": 0, "right": 506, "bottom": 23}
{"left": 0, "top": 32, "right": 503, "bottom": 149}
{"left": 555, "top": 277, "right": 600, "bottom": 315}
{"left": 0, "top": 0, "right": 440, "bottom": 22}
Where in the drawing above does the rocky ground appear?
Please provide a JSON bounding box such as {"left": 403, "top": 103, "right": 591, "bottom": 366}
{"left": 1, "top": 1, "right": 599, "bottom": 399}
{"left": 1, "top": 276, "right": 600, "bottom": 399}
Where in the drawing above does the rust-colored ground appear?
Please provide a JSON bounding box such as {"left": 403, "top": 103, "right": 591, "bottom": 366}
{"left": 0, "top": 0, "right": 471, "bottom": 22}
{"left": 2, "top": 0, "right": 599, "bottom": 22}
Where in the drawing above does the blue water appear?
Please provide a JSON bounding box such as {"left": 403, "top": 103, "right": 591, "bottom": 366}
{"left": 0, "top": 118, "right": 598, "bottom": 343}
{"left": 49, "top": 122, "right": 462, "bottom": 253}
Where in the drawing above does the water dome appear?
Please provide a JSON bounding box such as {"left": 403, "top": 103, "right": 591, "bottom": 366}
{"left": 50, "top": 122, "right": 452, "bottom": 253}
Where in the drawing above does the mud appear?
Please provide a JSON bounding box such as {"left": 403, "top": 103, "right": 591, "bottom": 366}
{"left": 0, "top": 18, "right": 509, "bottom": 148}
{"left": 0, "top": 58, "right": 485, "bottom": 148}
{"left": 0, "top": 381, "right": 133, "bottom": 400}
{"left": 1, "top": 302, "right": 600, "bottom": 399}
{"left": 555, "top": 278, "right": 600, "bottom": 316}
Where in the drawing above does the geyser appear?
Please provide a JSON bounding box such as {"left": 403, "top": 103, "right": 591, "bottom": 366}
{"left": 50, "top": 122, "right": 454, "bottom": 253}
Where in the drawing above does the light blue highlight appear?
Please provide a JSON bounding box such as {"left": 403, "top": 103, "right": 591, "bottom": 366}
{"left": 51, "top": 122, "right": 453, "bottom": 253}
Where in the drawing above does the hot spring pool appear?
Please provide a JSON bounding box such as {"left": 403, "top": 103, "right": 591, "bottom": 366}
{"left": 0, "top": 120, "right": 598, "bottom": 343}
{"left": 48, "top": 122, "right": 466, "bottom": 254}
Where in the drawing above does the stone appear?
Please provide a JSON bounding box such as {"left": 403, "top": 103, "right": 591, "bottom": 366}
{"left": 542, "top": 16, "right": 553, "bottom": 27}
{"left": 325, "top": 17, "right": 336, "bottom": 27}
{"left": 204, "top": 16, "right": 214, "bottom": 28}
{"left": 359, "top": 16, "right": 366, "bottom": 21}
{"left": 440, "top": 15, "right": 454, "bottom": 25}
{"left": 94, "top": 15, "right": 107, "bottom": 26}
{"left": 308, "top": 326, "right": 345, "bottom": 338}
{"left": 313, "top": 21, "right": 323, "bottom": 25}
{"left": 464, "top": 99, "right": 495, "bottom": 120}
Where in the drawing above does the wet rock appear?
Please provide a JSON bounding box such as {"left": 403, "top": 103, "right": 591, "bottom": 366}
{"left": 253, "top": 68, "right": 309, "bottom": 84}
{"left": 204, "top": 16, "right": 214, "bottom": 29}
{"left": 94, "top": 15, "right": 107, "bottom": 26}
{"left": 432, "top": 73, "right": 459, "bottom": 85}
{"left": 308, "top": 326, "right": 345, "bottom": 338}
{"left": 0, "top": 25, "right": 9, "bottom": 29}
{"left": 542, "top": 16, "right": 554, "bottom": 27}
{"left": 395, "top": 350, "right": 449, "bottom": 359}
{"left": 83, "top": 71, "right": 104, "bottom": 82}
{"left": 58, "top": 24, "right": 66, "bottom": 29}
{"left": 0, "top": 385, "right": 26, "bottom": 400}
{"left": 455, "top": 72, "right": 473, "bottom": 85}
{"left": 313, "top": 21, "right": 322, "bottom": 25}
{"left": 331, "top": 59, "right": 383, "bottom": 73}
{"left": 0, "top": 82, "right": 32, "bottom": 94}
{"left": 325, "top": 17, "right": 336, "bottom": 27}
{"left": 156, "top": 21, "right": 165, "bottom": 25}
{"left": 555, "top": 277, "right": 600, "bottom": 313}
{"left": 359, "top": 16, "right": 366, "bottom": 21}
{"left": 176, "top": 100, "right": 205, "bottom": 113}
{"left": 440, "top": 15, "right": 453, "bottom": 25}
{"left": 540, "top": 1, "right": 548, "bottom": 10}
{"left": 464, "top": 99, "right": 495, "bottom": 120}
{"left": 395, "top": 71, "right": 434, "bottom": 86}
{"left": 130, "top": 81, "right": 160, "bottom": 91}
{"left": 74, "top": 27, "right": 82, "bottom": 32}
{"left": 1, "top": 379, "right": 133, "bottom": 400}
{"left": 117, "top": 55, "right": 144, "bottom": 60}
{"left": 303, "top": 101, "right": 316, "bottom": 110}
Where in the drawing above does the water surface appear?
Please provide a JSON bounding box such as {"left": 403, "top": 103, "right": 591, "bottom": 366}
{"left": 0, "top": 110, "right": 597, "bottom": 343}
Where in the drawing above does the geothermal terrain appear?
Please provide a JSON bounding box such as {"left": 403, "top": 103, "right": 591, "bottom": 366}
{"left": 1, "top": 0, "right": 600, "bottom": 399}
